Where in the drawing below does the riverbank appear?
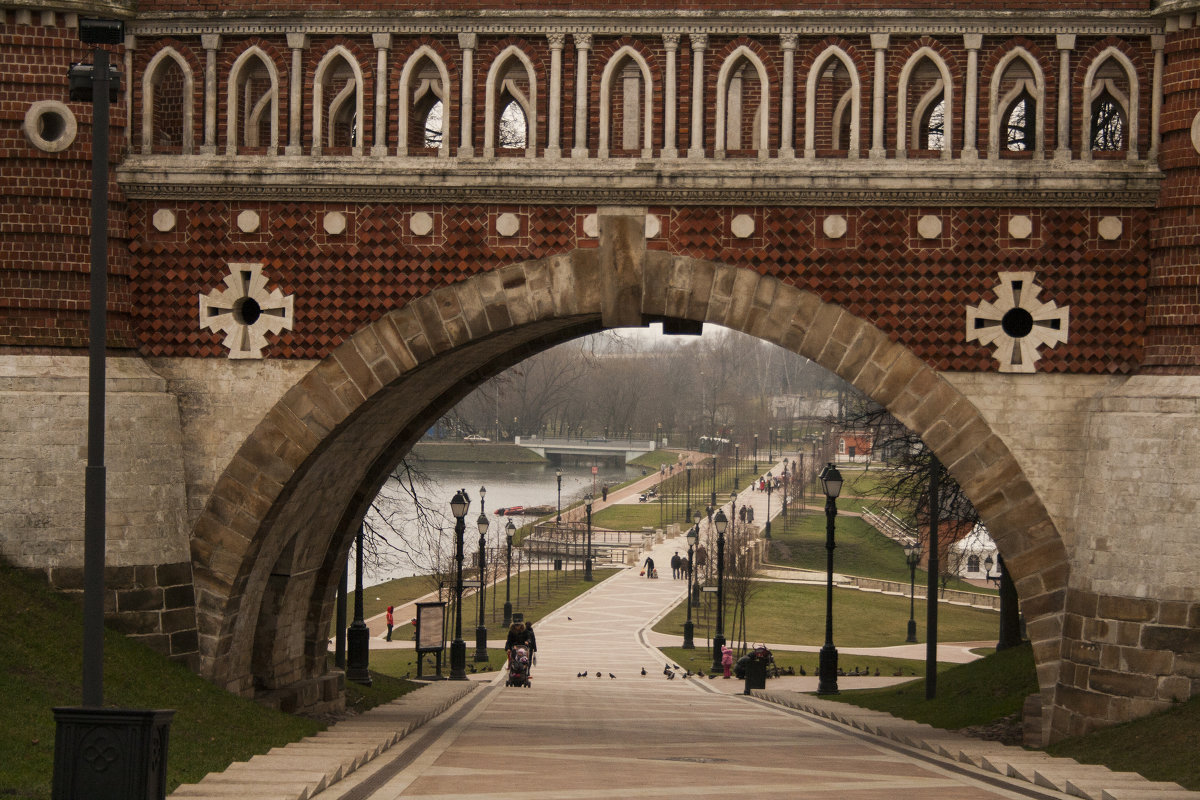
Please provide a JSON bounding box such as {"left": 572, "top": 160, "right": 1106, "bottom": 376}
{"left": 410, "top": 441, "right": 546, "bottom": 463}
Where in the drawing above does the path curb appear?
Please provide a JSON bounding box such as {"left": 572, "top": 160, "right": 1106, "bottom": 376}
{"left": 753, "top": 691, "right": 1199, "bottom": 799}
{"left": 168, "top": 680, "right": 479, "bottom": 800}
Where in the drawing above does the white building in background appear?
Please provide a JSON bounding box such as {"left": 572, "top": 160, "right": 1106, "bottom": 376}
{"left": 951, "top": 524, "right": 999, "bottom": 581}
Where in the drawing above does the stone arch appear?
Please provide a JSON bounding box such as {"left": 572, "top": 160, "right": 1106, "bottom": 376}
{"left": 141, "top": 46, "right": 195, "bottom": 155}
{"left": 312, "top": 45, "right": 365, "bottom": 156}
{"left": 397, "top": 45, "right": 452, "bottom": 157}
{"left": 598, "top": 45, "right": 654, "bottom": 159}
{"left": 188, "top": 230, "right": 1069, "bottom": 726}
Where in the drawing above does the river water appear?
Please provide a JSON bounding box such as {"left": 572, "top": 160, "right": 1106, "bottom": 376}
{"left": 362, "top": 460, "right": 641, "bottom": 584}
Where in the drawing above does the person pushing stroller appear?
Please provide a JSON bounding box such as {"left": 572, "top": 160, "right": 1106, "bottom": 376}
{"left": 505, "top": 620, "right": 536, "bottom": 687}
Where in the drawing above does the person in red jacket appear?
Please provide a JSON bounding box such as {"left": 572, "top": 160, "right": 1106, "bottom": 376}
{"left": 385, "top": 605, "right": 394, "bottom": 641}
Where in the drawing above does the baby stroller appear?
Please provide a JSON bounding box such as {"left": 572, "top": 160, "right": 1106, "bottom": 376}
{"left": 506, "top": 644, "right": 532, "bottom": 687}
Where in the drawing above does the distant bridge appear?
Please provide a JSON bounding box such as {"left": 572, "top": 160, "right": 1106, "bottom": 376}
{"left": 515, "top": 436, "right": 656, "bottom": 466}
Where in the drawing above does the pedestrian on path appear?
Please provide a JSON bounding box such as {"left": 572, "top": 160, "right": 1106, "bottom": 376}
{"left": 643, "top": 555, "right": 655, "bottom": 578}
{"left": 721, "top": 645, "right": 734, "bottom": 678}
{"left": 670, "top": 552, "right": 681, "bottom": 579}
{"left": 385, "top": 605, "right": 394, "bottom": 641}
{"left": 602, "top": 485, "right": 608, "bottom": 502}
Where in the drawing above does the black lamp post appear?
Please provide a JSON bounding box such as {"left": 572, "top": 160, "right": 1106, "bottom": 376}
{"left": 734, "top": 443, "right": 739, "bottom": 485}
{"left": 983, "top": 554, "right": 995, "bottom": 586}
{"left": 768, "top": 427, "right": 774, "bottom": 461}
{"left": 449, "top": 489, "right": 469, "bottom": 680}
{"left": 474, "top": 494, "right": 490, "bottom": 664}
{"left": 683, "top": 523, "right": 699, "bottom": 649}
{"left": 685, "top": 463, "right": 693, "bottom": 523}
{"left": 555, "top": 468, "right": 562, "bottom": 523}
{"left": 753, "top": 433, "right": 759, "bottom": 472}
{"left": 710, "top": 449, "right": 717, "bottom": 508}
{"left": 817, "top": 462, "right": 843, "bottom": 695}
{"left": 503, "top": 518, "right": 515, "bottom": 627}
{"left": 584, "top": 494, "right": 594, "bottom": 581}
{"left": 764, "top": 471, "right": 773, "bottom": 540}
{"left": 710, "top": 508, "right": 728, "bottom": 674}
{"left": 346, "top": 524, "right": 372, "bottom": 684}
{"left": 905, "top": 542, "right": 921, "bottom": 643}
{"left": 781, "top": 465, "right": 789, "bottom": 517}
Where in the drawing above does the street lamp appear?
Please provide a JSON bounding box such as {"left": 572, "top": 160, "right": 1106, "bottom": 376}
{"left": 584, "top": 494, "right": 594, "bottom": 581}
{"left": 768, "top": 427, "right": 774, "bottom": 461}
{"left": 905, "top": 542, "right": 921, "bottom": 643}
{"left": 753, "top": 433, "right": 759, "bottom": 472}
{"left": 781, "top": 465, "right": 789, "bottom": 517}
{"left": 474, "top": 503, "right": 490, "bottom": 664}
{"left": 983, "top": 554, "right": 995, "bottom": 585}
{"left": 346, "top": 525, "right": 371, "bottom": 685}
{"left": 818, "top": 463, "right": 843, "bottom": 694}
{"left": 734, "top": 443, "right": 740, "bottom": 485}
{"left": 555, "top": 468, "right": 562, "bottom": 523}
{"left": 503, "top": 518, "right": 515, "bottom": 627}
{"left": 685, "top": 463, "right": 693, "bottom": 523}
{"left": 683, "top": 523, "right": 699, "bottom": 649}
{"left": 710, "top": 448, "right": 717, "bottom": 508}
{"left": 764, "top": 471, "right": 773, "bottom": 540}
{"left": 710, "top": 508, "right": 728, "bottom": 674}
{"left": 449, "top": 489, "right": 470, "bottom": 680}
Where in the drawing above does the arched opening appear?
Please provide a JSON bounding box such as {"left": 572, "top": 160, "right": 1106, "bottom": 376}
{"left": 227, "top": 47, "right": 279, "bottom": 155}
{"left": 1004, "top": 89, "right": 1036, "bottom": 152}
{"left": 484, "top": 47, "right": 537, "bottom": 157}
{"left": 716, "top": 48, "right": 769, "bottom": 158}
{"left": 313, "top": 48, "right": 363, "bottom": 156}
{"left": 805, "top": 47, "right": 861, "bottom": 158}
{"left": 187, "top": 239, "right": 1069, "bottom": 731}
{"left": 897, "top": 50, "right": 952, "bottom": 158}
{"left": 143, "top": 48, "right": 193, "bottom": 155}
{"left": 398, "top": 49, "right": 452, "bottom": 157}
{"left": 988, "top": 49, "right": 1044, "bottom": 159}
{"left": 1082, "top": 50, "right": 1137, "bottom": 161}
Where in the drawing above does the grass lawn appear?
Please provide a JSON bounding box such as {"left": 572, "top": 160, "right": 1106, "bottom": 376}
{"left": 629, "top": 450, "right": 682, "bottom": 470}
{"left": 409, "top": 442, "right": 546, "bottom": 463}
{"left": 1047, "top": 694, "right": 1200, "bottom": 791}
{"left": 591, "top": 504, "right": 675, "bottom": 530}
{"left": 653, "top": 582, "right": 999, "bottom": 647}
{"left": 766, "top": 510, "right": 995, "bottom": 595}
{"left": 0, "top": 561, "right": 336, "bottom": 798}
{"left": 824, "top": 643, "right": 1039, "bottom": 730}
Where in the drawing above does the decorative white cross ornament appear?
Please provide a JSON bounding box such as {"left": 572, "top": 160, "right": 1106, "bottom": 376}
{"left": 199, "top": 262, "right": 294, "bottom": 359}
{"left": 965, "top": 272, "right": 1069, "bottom": 373}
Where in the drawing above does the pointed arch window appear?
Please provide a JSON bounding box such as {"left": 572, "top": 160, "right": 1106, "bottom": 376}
{"left": 987, "top": 49, "right": 1045, "bottom": 159}
{"left": 805, "top": 48, "right": 861, "bottom": 159}
{"left": 498, "top": 97, "right": 527, "bottom": 149}
{"left": 898, "top": 50, "right": 953, "bottom": 158}
{"left": 227, "top": 48, "right": 279, "bottom": 155}
{"left": 598, "top": 47, "right": 653, "bottom": 158}
{"left": 1082, "top": 50, "right": 1137, "bottom": 160}
{"left": 142, "top": 48, "right": 194, "bottom": 155}
{"left": 716, "top": 47, "right": 770, "bottom": 158}
{"left": 1090, "top": 91, "right": 1125, "bottom": 151}
{"left": 920, "top": 99, "right": 946, "bottom": 150}
{"left": 313, "top": 48, "right": 363, "bottom": 156}
{"left": 484, "top": 47, "right": 537, "bottom": 157}
{"left": 398, "top": 48, "right": 451, "bottom": 157}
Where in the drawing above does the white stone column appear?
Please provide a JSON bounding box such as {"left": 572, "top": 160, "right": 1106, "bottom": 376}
{"left": 546, "top": 33, "right": 565, "bottom": 159}
{"left": 371, "top": 34, "right": 391, "bottom": 157}
{"left": 662, "top": 34, "right": 680, "bottom": 158}
{"left": 286, "top": 33, "right": 307, "bottom": 156}
{"left": 688, "top": 33, "right": 707, "bottom": 158}
{"left": 870, "top": 33, "right": 889, "bottom": 160}
{"left": 1150, "top": 34, "right": 1165, "bottom": 161}
{"left": 124, "top": 34, "right": 135, "bottom": 148}
{"left": 571, "top": 33, "right": 591, "bottom": 159}
{"left": 459, "top": 33, "right": 476, "bottom": 157}
{"left": 779, "top": 34, "right": 797, "bottom": 159}
{"left": 201, "top": 33, "right": 220, "bottom": 154}
{"left": 1055, "top": 34, "right": 1075, "bottom": 161}
{"left": 962, "top": 33, "right": 982, "bottom": 160}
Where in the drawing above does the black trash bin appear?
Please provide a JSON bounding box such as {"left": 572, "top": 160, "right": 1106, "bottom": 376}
{"left": 743, "top": 658, "right": 767, "bottom": 694}
{"left": 554, "top": 558, "right": 562, "bottom": 570}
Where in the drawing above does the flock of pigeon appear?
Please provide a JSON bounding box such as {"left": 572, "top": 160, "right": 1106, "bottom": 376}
{"left": 573, "top": 663, "right": 717, "bottom": 680}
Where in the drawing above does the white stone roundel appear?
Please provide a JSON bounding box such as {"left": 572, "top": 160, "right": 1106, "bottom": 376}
{"left": 1008, "top": 215, "right": 1033, "bottom": 240}
{"left": 152, "top": 209, "right": 177, "bottom": 233}
{"left": 323, "top": 211, "right": 347, "bottom": 235}
{"left": 645, "top": 214, "right": 661, "bottom": 239}
{"left": 1191, "top": 111, "right": 1200, "bottom": 156}
{"left": 237, "top": 210, "right": 261, "bottom": 233}
{"left": 731, "top": 214, "right": 756, "bottom": 239}
{"left": 823, "top": 215, "right": 847, "bottom": 239}
{"left": 917, "top": 215, "right": 943, "bottom": 240}
{"left": 496, "top": 213, "right": 521, "bottom": 238}
{"left": 1098, "top": 216, "right": 1123, "bottom": 241}
{"left": 409, "top": 212, "right": 434, "bottom": 236}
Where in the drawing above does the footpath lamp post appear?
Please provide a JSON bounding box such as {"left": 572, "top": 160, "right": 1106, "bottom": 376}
{"left": 753, "top": 433, "right": 759, "bottom": 472}
{"left": 817, "top": 463, "right": 843, "bottom": 694}
{"left": 683, "top": 524, "right": 699, "bottom": 648}
{"left": 474, "top": 507, "right": 490, "bottom": 663}
{"left": 685, "top": 463, "right": 693, "bottom": 522}
{"left": 905, "top": 542, "right": 921, "bottom": 643}
{"left": 346, "top": 525, "right": 372, "bottom": 685}
{"left": 781, "top": 465, "right": 789, "bottom": 517}
{"left": 764, "top": 471, "right": 773, "bottom": 539}
{"left": 584, "top": 494, "right": 594, "bottom": 581}
{"left": 710, "top": 508, "right": 729, "bottom": 674}
{"left": 555, "top": 468, "right": 562, "bottom": 523}
{"left": 734, "top": 443, "right": 740, "bottom": 485}
{"left": 449, "top": 490, "right": 469, "bottom": 680}
{"left": 503, "top": 518, "right": 515, "bottom": 627}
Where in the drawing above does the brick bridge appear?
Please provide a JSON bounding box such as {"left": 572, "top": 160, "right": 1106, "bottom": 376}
{"left": 4, "top": 0, "right": 1200, "bottom": 743}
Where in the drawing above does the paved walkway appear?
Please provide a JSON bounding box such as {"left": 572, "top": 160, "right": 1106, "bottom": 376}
{"left": 173, "top": 462, "right": 1200, "bottom": 800}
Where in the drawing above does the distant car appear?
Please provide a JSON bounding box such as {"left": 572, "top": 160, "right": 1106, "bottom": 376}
{"left": 463, "top": 435, "right": 490, "bottom": 442}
